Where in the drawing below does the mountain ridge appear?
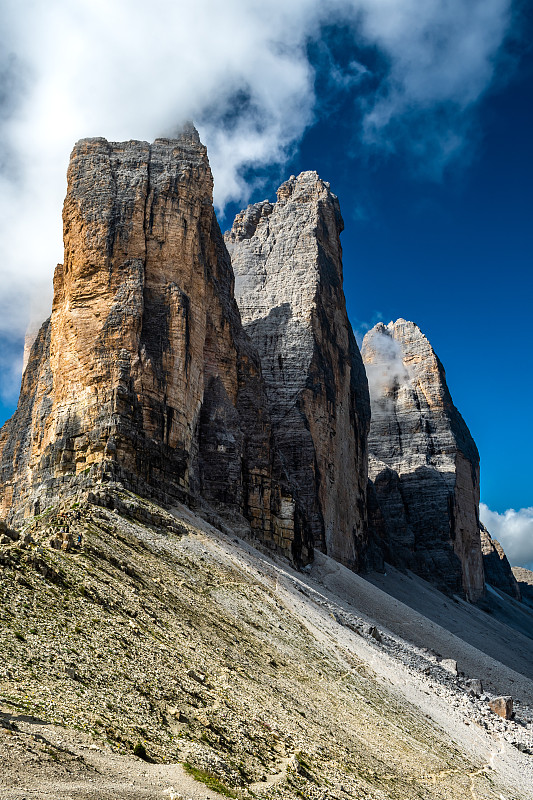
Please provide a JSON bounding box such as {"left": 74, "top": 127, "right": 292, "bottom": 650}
{"left": 1, "top": 127, "right": 531, "bottom": 799}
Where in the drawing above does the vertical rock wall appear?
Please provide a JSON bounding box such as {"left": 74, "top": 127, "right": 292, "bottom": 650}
{"left": 0, "top": 131, "right": 298, "bottom": 559}
{"left": 362, "top": 319, "right": 485, "bottom": 600}
{"left": 225, "top": 173, "right": 370, "bottom": 569}
{"left": 480, "top": 524, "right": 521, "bottom": 600}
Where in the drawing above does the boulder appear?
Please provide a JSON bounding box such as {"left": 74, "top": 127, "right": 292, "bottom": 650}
{"left": 440, "top": 659, "right": 458, "bottom": 675}
{"left": 488, "top": 696, "right": 513, "bottom": 719}
{"left": 464, "top": 678, "right": 483, "bottom": 696}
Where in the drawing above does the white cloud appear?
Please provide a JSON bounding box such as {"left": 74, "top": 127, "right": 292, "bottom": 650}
{"left": 361, "top": 323, "right": 410, "bottom": 407}
{"left": 0, "top": 0, "right": 515, "bottom": 383}
{"left": 480, "top": 503, "right": 533, "bottom": 570}
{"left": 0, "top": 334, "right": 24, "bottom": 405}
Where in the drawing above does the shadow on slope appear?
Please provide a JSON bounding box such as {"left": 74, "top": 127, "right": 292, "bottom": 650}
{"left": 362, "top": 565, "right": 533, "bottom": 682}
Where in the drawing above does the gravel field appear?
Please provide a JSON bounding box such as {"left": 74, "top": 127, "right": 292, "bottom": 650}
{"left": 1, "top": 489, "right": 532, "bottom": 799}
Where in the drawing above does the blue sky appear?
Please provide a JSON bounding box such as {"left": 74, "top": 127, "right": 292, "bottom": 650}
{"left": 0, "top": 0, "right": 531, "bottom": 563}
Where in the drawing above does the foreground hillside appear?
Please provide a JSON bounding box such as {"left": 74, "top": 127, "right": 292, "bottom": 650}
{"left": 1, "top": 490, "right": 532, "bottom": 799}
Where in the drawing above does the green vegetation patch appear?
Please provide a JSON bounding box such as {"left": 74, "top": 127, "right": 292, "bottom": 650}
{"left": 133, "top": 741, "right": 152, "bottom": 761}
{"left": 183, "top": 762, "right": 238, "bottom": 798}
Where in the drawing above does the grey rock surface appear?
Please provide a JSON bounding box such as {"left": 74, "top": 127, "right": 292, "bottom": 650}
{"left": 513, "top": 567, "right": 533, "bottom": 609}
{"left": 361, "top": 319, "right": 485, "bottom": 600}
{"left": 480, "top": 523, "right": 521, "bottom": 600}
{"left": 226, "top": 172, "right": 371, "bottom": 569}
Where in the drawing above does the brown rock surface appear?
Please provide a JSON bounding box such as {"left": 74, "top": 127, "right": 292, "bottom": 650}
{"left": 0, "top": 130, "right": 300, "bottom": 559}
{"left": 225, "top": 173, "right": 370, "bottom": 569}
{"left": 489, "top": 696, "right": 513, "bottom": 719}
{"left": 361, "top": 319, "right": 485, "bottom": 600}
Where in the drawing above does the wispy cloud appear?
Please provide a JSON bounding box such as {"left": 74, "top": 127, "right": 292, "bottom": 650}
{"left": 0, "top": 0, "right": 516, "bottom": 373}
{"left": 480, "top": 503, "right": 533, "bottom": 570}
{"left": 0, "top": 332, "right": 24, "bottom": 405}
{"left": 358, "top": 0, "right": 513, "bottom": 170}
{"left": 361, "top": 322, "right": 410, "bottom": 409}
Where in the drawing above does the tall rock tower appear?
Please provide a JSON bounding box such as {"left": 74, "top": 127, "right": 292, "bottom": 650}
{"left": 0, "top": 130, "right": 302, "bottom": 560}
{"left": 226, "top": 173, "right": 370, "bottom": 569}
{"left": 362, "top": 319, "right": 485, "bottom": 600}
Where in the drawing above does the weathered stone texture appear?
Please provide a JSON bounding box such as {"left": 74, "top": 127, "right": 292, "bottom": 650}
{"left": 488, "top": 696, "right": 513, "bottom": 719}
{"left": 480, "top": 523, "right": 521, "bottom": 600}
{"left": 226, "top": 172, "right": 370, "bottom": 569}
{"left": 0, "top": 131, "right": 299, "bottom": 559}
{"left": 512, "top": 566, "right": 533, "bottom": 609}
{"left": 362, "top": 319, "right": 484, "bottom": 600}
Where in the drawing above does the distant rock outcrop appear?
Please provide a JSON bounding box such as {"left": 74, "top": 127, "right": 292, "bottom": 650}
{"left": 480, "top": 524, "right": 521, "bottom": 600}
{"left": 226, "top": 173, "right": 371, "bottom": 569}
{"left": 361, "top": 319, "right": 485, "bottom": 601}
{"left": 512, "top": 567, "right": 533, "bottom": 609}
{"left": 0, "top": 131, "right": 304, "bottom": 561}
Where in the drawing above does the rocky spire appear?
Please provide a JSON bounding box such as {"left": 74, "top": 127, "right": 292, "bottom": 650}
{"left": 362, "top": 319, "right": 485, "bottom": 600}
{"left": 480, "top": 524, "right": 521, "bottom": 600}
{"left": 226, "top": 172, "right": 371, "bottom": 569}
{"left": 0, "top": 132, "right": 302, "bottom": 561}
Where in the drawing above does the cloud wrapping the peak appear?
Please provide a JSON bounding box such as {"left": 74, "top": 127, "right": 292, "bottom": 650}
{"left": 0, "top": 0, "right": 515, "bottom": 399}
{"left": 480, "top": 503, "right": 533, "bottom": 570}
{"left": 362, "top": 325, "right": 411, "bottom": 409}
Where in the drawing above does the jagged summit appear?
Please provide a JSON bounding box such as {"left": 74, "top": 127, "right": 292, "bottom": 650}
{"left": 226, "top": 171, "right": 370, "bottom": 569}
{"left": 0, "top": 138, "right": 521, "bottom": 600}
{"left": 73, "top": 121, "right": 202, "bottom": 152}
{"left": 362, "top": 318, "right": 485, "bottom": 600}
{"left": 0, "top": 133, "right": 306, "bottom": 560}
{"left": 2, "top": 136, "right": 533, "bottom": 800}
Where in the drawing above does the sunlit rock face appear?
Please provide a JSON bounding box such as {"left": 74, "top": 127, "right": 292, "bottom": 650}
{"left": 0, "top": 130, "right": 301, "bottom": 561}
{"left": 362, "top": 319, "right": 485, "bottom": 601}
{"left": 226, "top": 172, "right": 371, "bottom": 569}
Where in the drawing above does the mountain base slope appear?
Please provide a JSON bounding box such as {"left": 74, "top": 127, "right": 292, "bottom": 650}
{"left": 1, "top": 489, "right": 532, "bottom": 799}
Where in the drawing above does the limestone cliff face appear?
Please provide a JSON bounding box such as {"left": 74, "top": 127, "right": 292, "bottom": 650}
{"left": 0, "top": 131, "right": 300, "bottom": 559}
{"left": 362, "top": 319, "right": 485, "bottom": 600}
{"left": 480, "top": 524, "right": 521, "bottom": 600}
{"left": 225, "top": 173, "right": 371, "bottom": 569}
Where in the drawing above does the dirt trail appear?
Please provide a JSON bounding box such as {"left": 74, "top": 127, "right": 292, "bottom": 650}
{"left": 0, "top": 713, "right": 223, "bottom": 799}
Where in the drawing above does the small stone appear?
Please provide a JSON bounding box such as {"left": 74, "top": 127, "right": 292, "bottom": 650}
{"left": 187, "top": 669, "right": 206, "bottom": 684}
{"left": 465, "top": 678, "right": 483, "bottom": 696}
{"left": 363, "top": 625, "right": 382, "bottom": 642}
{"left": 441, "top": 659, "right": 458, "bottom": 675}
{"left": 65, "top": 666, "right": 81, "bottom": 681}
{"left": 489, "top": 696, "right": 513, "bottom": 719}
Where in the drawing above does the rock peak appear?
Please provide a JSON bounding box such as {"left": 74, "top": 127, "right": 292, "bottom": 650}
{"left": 226, "top": 175, "right": 370, "bottom": 568}
{"left": 362, "top": 319, "right": 484, "bottom": 600}
{"left": 275, "top": 170, "right": 339, "bottom": 212}
{"left": 0, "top": 134, "right": 302, "bottom": 561}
